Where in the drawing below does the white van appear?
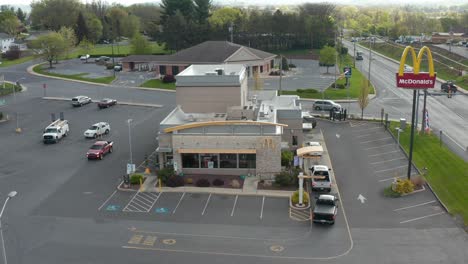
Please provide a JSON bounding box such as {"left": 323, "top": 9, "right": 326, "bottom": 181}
{"left": 43, "top": 119, "right": 69, "bottom": 143}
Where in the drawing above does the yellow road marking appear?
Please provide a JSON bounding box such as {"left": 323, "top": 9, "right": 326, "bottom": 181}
{"left": 128, "top": 234, "right": 144, "bottom": 245}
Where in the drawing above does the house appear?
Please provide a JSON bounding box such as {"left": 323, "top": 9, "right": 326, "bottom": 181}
{"left": 156, "top": 64, "right": 304, "bottom": 179}
{"left": 0, "top": 33, "right": 15, "bottom": 53}
{"left": 121, "top": 41, "right": 277, "bottom": 77}
{"left": 431, "top": 32, "right": 466, "bottom": 44}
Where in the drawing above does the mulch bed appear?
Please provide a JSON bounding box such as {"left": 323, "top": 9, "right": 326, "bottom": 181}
{"left": 177, "top": 174, "right": 245, "bottom": 189}
{"left": 257, "top": 180, "right": 297, "bottom": 191}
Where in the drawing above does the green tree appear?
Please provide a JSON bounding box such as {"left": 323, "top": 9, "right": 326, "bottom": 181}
{"left": 193, "top": 0, "right": 211, "bottom": 23}
{"left": 76, "top": 11, "right": 88, "bottom": 43}
{"left": 358, "top": 79, "right": 370, "bottom": 119}
{"left": 87, "top": 17, "right": 103, "bottom": 43}
{"left": 30, "top": 0, "right": 82, "bottom": 30}
{"left": 0, "top": 16, "right": 20, "bottom": 36}
{"left": 31, "top": 32, "right": 66, "bottom": 68}
{"left": 160, "top": 0, "right": 194, "bottom": 24}
{"left": 161, "top": 10, "right": 188, "bottom": 51}
{"left": 130, "top": 33, "right": 152, "bottom": 55}
{"left": 208, "top": 7, "right": 241, "bottom": 28}
{"left": 78, "top": 38, "right": 94, "bottom": 63}
{"left": 16, "top": 8, "right": 26, "bottom": 23}
{"left": 121, "top": 15, "right": 140, "bottom": 38}
{"left": 58, "top": 26, "right": 77, "bottom": 59}
{"left": 319, "top": 45, "right": 336, "bottom": 74}
{"left": 127, "top": 3, "right": 161, "bottom": 35}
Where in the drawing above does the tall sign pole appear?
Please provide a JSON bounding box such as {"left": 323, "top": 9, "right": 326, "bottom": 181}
{"left": 396, "top": 46, "right": 436, "bottom": 180}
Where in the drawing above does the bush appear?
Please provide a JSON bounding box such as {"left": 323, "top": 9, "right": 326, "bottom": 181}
{"left": 275, "top": 171, "right": 294, "bottom": 186}
{"left": 383, "top": 186, "right": 401, "bottom": 197}
{"left": 330, "top": 83, "right": 345, "bottom": 89}
{"left": 281, "top": 150, "right": 293, "bottom": 167}
{"left": 196, "top": 178, "right": 210, "bottom": 187}
{"left": 392, "top": 179, "right": 415, "bottom": 194}
{"left": 288, "top": 63, "right": 296, "bottom": 68}
{"left": 212, "top": 179, "right": 224, "bottom": 186}
{"left": 130, "top": 174, "right": 144, "bottom": 185}
{"left": 291, "top": 190, "right": 310, "bottom": 205}
{"left": 298, "top": 89, "right": 318, "bottom": 94}
{"left": 162, "top": 74, "right": 176, "bottom": 83}
{"left": 166, "top": 175, "right": 184, "bottom": 187}
{"left": 411, "top": 175, "right": 426, "bottom": 188}
{"left": 185, "top": 177, "right": 193, "bottom": 184}
{"left": 158, "top": 167, "right": 175, "bottom": 184}
{"left": 340, "top": 47, "right": 348, "bottom": 55}
{"left": 4, "top": 46, "right": 21, "bottom": 60}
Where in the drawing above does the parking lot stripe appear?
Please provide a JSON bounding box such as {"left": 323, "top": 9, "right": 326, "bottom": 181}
{"left": 375, "top": 165, "right": 407, "bottom": 173}
{"left": 352, "top": 126, "right": 381, "bottom": 133}
{"left": 133, "top": 197, "right": 153, "bottom": 207}
{"left": 370, "top": 157, "right": 406, "bottom": 165}
{"left": 399, "top": 212, "right": 444, "bottom": 224}
{"left": 363, "top": 143, "right": 395, "bottom": 150}
{"left": 394, "top": 200, "right": 436, "bottom": 211}
{"left": 149, "top": 192, "right": 162, "bottom": 211}
{"left": 230, "top": 195, "right": 238, "bottom": 217}
{"left": 368, "top": 150, "right": 399, "bottom": 157}
{"left": 98, "top": 190, "right": 117, "bottom": 211}
{"left": 260, "top": 196, "right": 265, "bottom": 219}
{"left": 360, "top": 137, "right": 392, "bottom": 144}
{"left": 201, "top": 193, "right": 212, "bottom": 216}
{"left": 123, "top": 192, "right": 140, "bottom": 211}
{"left": 172, "top": 193, "right": 185, "bottom": 214}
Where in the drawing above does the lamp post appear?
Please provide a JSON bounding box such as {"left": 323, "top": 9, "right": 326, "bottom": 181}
{"left": 396, "top": 127, "right": 402, "bottom": 147}
{"left": 127, "top": 119, "right": 133, "bottom": 167}
{"left": 0, "top": 191, "right": 18, "bottom": 264}
{"left": 13, "top": 77, "right": 25, "bottom": 133}
{"left": 368, "top": 37, "right": 373, "bottom": 86}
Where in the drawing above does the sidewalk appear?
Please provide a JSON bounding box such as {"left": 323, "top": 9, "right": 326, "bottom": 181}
{"left": 131, "top": 174, "right": 292, "bottom": 198}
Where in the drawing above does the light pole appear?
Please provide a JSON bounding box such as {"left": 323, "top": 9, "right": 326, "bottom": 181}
{"left": 127, "top": 119, "right": 133, "bottom": 167}
{"left": 13, "top": 77, "right": 25, "bottom": 133}
{"left": 396, "top": 127, "right": 402, "bottom": 147}
{"left": 368, "top": 37, "right": 373, "bottom": 86}
{"left": 0, "top": 191, "right": 18, "bottom": 264}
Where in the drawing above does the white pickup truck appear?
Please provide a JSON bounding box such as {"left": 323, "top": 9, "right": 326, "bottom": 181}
{"left": 43, "top": 119, "right": 69, "bottom": 143}
{"left": 84, "top": 122, "right": 110, "bottom": 138}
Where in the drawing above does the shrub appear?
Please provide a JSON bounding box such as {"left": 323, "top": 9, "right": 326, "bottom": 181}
{"left": 185, "top": 177, "right": 193, "bottom": 184}
{"left": 275, "top": 171, "right": 294, "bottom": 186}
{"left": 130, "top": 174, "right": 144, "bottom": 185}
{"left": 196, "top": 178, "right": 210, "bottom": 187}
{"left": 162, "top": 74, "right": 176, "bottom": 83}
{"left": 303, "top": 89, "right": 318, "bottom": 94}
{"left": 166, "top": 175, "right": 184, "bottom": 187}
{"left": 291, "top": 190, "right": 310, "bottom": 205}
{"left": 297, "top": 89, "right": 303, "bottom": 93}
{"left": 330, "top": 83, "right": 345, "bottom": 89}
{"left": 212, "top": 179, "right": 224, "bottom": 186}
{"left": 392, "top": 179, "right": 415, "bottom": 194}
{"left": 340, "top": 47, "right": 348, "bottom": 55}
{"left": 4, "top": 46, "right": 21, "bottom": 60}
{"left": 411, "top": 175, "right": 426, "bottom": 188}
{"left": 158, "top": 167, "right": 175, "bottom": 184}
{"left": 281, "top": 150, "right": 293, "bottom": 167}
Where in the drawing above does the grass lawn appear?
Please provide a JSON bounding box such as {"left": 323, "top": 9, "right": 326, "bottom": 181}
{"left": 389, "top": 122, "right": 468, "bottom": 225}
{"left": 66, "top": 42, "right": 168, "bottom": 59}
{"left": 139, "top": 79, "right": 175, "bottom": 90}
{"left": 33, "top": 64, "right": 115, "bottom": 84}
{"left": 0, "top": 82, "right": 21, "bottom": 96}
{"left": 280, "top": 54, "right": 375, "bottom": 99}
{"left": 0, "top": 56, "right": 35, "bottom": 68}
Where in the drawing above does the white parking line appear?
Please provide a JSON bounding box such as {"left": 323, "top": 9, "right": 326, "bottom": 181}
{"left": 375, "top": 165, "right": 407, "bottom": 173}
{"left": 364, "top": 143, "right": 395, "bottom": 150}
{"left": 230, "top": 195, "right": 238, "bottom": 217}
{"left": 201, "top": 193, "right": 212, "bottom": 216}
{"left": 370, "top": 157, "right": 406, "bottom": 165}
{"left": 368, "top": 150, "right": 399, "bottom": 157}
{"left": 352, "top": 126, "right": 381, "bottom": 133}
{"left": 172, "top": 192, "right": 185, "bottom": 214}
{"left": 399, "top": 212, "right": 444, "bottom": 224}
{"left": 394, "top": 200, "right": 436, "bottom": 211}
{"left": 98, "top": 190, "right": 117, "bottom": 211}
{"left": 360, "top": 137, "right": 392, "bottom": 144}
{"left": 260, "top": 196, "right": 265, "bottom": 219}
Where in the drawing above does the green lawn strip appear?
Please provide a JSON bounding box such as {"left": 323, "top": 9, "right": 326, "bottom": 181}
{"left": 33, "top": 64, "right": 115, "bottom": 84}
{"left": 0, "top": 82, "right": 21, "bottom": 96}
{"left": 65, "top": 42, "right": 168, "bottom": 59}
{"left": 360, "top": 42, "right": 468, "bottom": 91}
{"left": 389, "top": 122, "right": 468, "bottom": 225}
{"left": 0, "top": 56, "right": 35, "bottom": 68}
{"left": 139, "top": 79, "right": 175, "bottom": 90}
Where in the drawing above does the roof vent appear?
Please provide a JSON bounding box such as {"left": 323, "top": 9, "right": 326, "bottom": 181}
{"left": 215, "top": 68, "right": 224, "bottom": 75}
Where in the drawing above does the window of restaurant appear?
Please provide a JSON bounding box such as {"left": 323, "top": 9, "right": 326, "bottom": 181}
{"left": 239, "top": 154, "right": 256, "bottom": 168}
{"left": 200, "top": 154, "right": 218, "bottom": 168}
{"left": 159, "top": 65, "right": 166, "bottom": 75}
{"left": 181, "top": 153, "right": 200, "bottom": 168}
{"left": 220, "top": 154, "right": 237, "bottom": 168}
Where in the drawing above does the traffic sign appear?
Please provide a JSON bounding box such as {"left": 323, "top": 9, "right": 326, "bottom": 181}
{"left": 127, "top": 163, "right": 136, "bottom": 174}
{"left": 343, "top": 66, "right": 352, "bottom": 77}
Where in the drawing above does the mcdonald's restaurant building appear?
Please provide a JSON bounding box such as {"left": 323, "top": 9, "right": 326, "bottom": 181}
{"left": 157, "top": 64, "right": 304, "bottom": 179}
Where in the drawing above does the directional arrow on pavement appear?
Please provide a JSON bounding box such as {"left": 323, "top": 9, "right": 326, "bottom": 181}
{"left": 357, "top": 194, "right": 367, "bottom": 204}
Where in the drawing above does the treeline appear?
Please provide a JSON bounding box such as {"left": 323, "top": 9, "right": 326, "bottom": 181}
{"left": 339, "top": 5, "right": 468, "bottom": 38}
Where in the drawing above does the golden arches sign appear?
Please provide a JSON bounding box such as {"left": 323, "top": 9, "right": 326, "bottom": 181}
{"left": 395, "top": 46, "right": 436, "bottom": 89}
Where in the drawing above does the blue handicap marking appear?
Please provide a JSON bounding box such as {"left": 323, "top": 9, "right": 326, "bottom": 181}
{"left": 155, "top": 207, "right": 169, "bottom": 214}
{"left": 106, "top": 205, "right": 120, "bottom": 211}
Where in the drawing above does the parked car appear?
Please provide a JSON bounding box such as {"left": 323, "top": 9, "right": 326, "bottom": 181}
{"left": 80, "top": 54, "right": 90, "bottom": 61}
{"left": 310, "top": 165, "right": 332, "bottom": 192}
{"left": 98, "top": 98, "right": 117, "bottom": 109}
{"left": 313, "top": 100, "right": 341, "bottom": 111}
{"left": 84, "top": 122, "right": 110, "bottom": 138}
{"left": 313, "top": 194, "right": 339, "bottom": 225}
{"left": 72, "top": 96, "right": 92, "bottom": 107}
{"left": 95, "top": 56, "right": 110, "bottom": 63}
{"left": 114, "top": 64, "right": 123, "bottom": 71}
{"left": 86, "top": 141, "right": 113, "bottom": 160}
{"left": 441, "top": 81, "right": 458, "bottom": 93}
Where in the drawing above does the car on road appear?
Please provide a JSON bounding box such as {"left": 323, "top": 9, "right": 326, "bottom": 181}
{"left": 86, "top": 141, "right": 113, "bottom": 160}
{"left": 356, "top": 51, "right": 363, "bottom": 60}
{"left": 312, "top": 194, "right": 338, "bottom": 225}
{"left": 310, "top": 165, "right": 332, "bottom": 192}
{"left": 313, "top": 100, "right": 341, "bottom": 111}
{"left": 98, "top": 98, "right": 117, "bottom": 109}
{"left": 84, "top": 122, "right": 110, "bottom": 138}
{"left": 95, "top": 56, "right": 111, "bottom": 63}
{"left": 72, "top": 96, "right": 92, "bottom": 107}
{"left": 80, "top": 54, "right": 90, "bottom": 61}
{"left": 43, "top": 119, "right": 69, "bottom": 144}
{"left": 441, "top": 81, "right": 458, "bottom": 93}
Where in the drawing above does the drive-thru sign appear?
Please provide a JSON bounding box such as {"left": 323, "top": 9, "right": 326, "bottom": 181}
{"left": 395, "top": 46, "right": 436, "bottom": 89}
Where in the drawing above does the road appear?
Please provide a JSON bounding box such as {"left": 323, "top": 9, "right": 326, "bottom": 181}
{"left": 304, "top": 40, "right": 468, "bottom": 160}
{"left": 433, "top": 44, "right": 468, "bottom": 59}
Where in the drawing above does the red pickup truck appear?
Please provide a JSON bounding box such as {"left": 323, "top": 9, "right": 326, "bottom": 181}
{"left": 86, "top": 141, "right": 113, "bottom": 160}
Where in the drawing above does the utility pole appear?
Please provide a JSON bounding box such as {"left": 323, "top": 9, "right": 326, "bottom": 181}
{"left": 334, "top": 31, "right": 338, "bottom": 89}
{"left": 407, "top": 90, "right": 417, "bottom": 180}
{"left": 279, "top": 55, "right": 282, "bottom": 95}
{"left": 127, "top": 119, "right": 133, "bottom": 166}
{"left": 353, "top": 40, "right": 356, "bottom": 68}
{"left": 368, "top": 37, "right": 373, "bottom": 86}
{"left": 421, "top": 89, "right": 428, "bottom": 132}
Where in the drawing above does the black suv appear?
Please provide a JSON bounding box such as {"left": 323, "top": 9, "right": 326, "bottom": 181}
{"left": 441, "top": 82, "right": 457, "bottom": 93}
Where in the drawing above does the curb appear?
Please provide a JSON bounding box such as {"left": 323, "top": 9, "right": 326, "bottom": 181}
{"left": 28, "top": 63, "right": 177, "bottom": 93}
{"left": 42, "top": 96, "right": 163, "bottom": 108}
{"left": 151, "top": 186, "right": 293, "bottom": 198}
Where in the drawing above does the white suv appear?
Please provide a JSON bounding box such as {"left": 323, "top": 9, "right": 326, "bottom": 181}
{"left": 72, "top": 96, "right": 92, "bottom": 107}
{"left": 310, "top": 165, "right": 332, "bottom": 192}
{"left": 84, "top": 122, "right": 110, "bottom": 138}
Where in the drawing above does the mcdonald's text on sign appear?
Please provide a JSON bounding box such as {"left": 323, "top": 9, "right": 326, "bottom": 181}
{"left": 395, "top": 46, "right": 436, "bottom": 89}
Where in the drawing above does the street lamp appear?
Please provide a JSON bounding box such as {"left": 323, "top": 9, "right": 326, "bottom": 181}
{"left": 0, "top": 191, "right": 18, "bottom": 264}
{"left": 127, "top": 119, "right": 133, "bottom": 167}
{"left": 13, "top": 77, "right": 25, "bottom": 133}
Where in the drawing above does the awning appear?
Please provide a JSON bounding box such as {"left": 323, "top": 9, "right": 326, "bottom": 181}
{"left": 297, "top": 146, "right": 323, "bottom": 157}
{"left": 177, "top": 148, "right": 256, "bottom": 154}
{"left": 156, "top": 147, "right": 172, "bottom": 153}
